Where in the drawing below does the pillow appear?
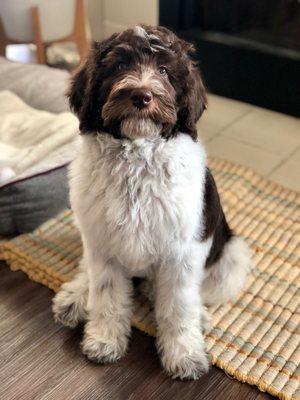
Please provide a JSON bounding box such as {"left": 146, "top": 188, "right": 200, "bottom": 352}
{"left": 0, "top": 166, "right": 70, "bottom": 235}
{"left": 0, "top": 57, "right": 70, "bottom": 113}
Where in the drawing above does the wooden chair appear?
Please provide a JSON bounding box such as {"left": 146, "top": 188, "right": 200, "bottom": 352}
{"left": 0, "top": 0, "right": 89, "bottom": 64}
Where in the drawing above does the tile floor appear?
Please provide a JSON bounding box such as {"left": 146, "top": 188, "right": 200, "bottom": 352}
{"left": 197, "top": 94, "right": 300, "bottom": 191}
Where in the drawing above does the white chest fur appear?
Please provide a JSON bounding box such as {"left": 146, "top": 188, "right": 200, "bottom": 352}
{"left": 69, "top": 133, "right": 207, "bottom": 271}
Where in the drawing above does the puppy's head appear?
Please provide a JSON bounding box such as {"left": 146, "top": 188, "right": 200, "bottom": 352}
{"left": 68, "top": 25, "right": 207, "bottom": 140}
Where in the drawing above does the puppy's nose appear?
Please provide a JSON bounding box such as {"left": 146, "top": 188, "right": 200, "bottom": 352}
{"left": 130, "top": 89, "right": 153, "bottom": 108}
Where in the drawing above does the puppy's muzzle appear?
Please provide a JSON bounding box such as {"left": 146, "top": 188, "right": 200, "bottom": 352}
{"left": 130, "top": 88, "right": 153, "bottom": 109}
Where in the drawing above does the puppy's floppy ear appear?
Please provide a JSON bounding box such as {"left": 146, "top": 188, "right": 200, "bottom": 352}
{"left": 67, "top": 34, "right": 119, "bottom": 133}
{"left": 67, "top": 62, "right": 88, "bottom": 116}
{"left": 176, "top": 41, "right": 207, "bottom": 140}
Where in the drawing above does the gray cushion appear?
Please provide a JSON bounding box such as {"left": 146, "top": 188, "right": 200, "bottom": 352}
{"left": 0, "top": 57, "right": 70, "bottom": 113}
{"left": 0, "top": 166, "right": 70, "bottom": 235}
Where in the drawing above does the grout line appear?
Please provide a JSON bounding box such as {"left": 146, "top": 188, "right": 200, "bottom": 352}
{"left": 202, "top": 131, "right": 221, "bottom": 144}
{"left": 204, "top": 134, "right": 285, "bottom": 177}
{"left": 216, "top": 106, "right": 256, "bottom": 134}
{"left": 198, "top": 107, "right": 255, "bottom": 144}
{"left": 217, "top": 123, "right": 300, "bottom": 158}
{"left": 215, "top": 132, "right": 283, "bottom": 160}
{"left": 266, "top": 145, "right": 300, "bottom": 177}
{"left": 214, "top": 105, "right": 300, "bottom": 157}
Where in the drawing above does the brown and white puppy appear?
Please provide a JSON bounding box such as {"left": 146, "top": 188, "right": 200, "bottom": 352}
{"left": 68, "top": 25, "right": 206, "bottom": 140}
{"left": 53, "top": 25, "right": 251, "bottom": 380}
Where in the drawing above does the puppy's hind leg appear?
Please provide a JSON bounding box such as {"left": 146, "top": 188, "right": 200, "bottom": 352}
{"left": 52, "top": 261, "right": 88, "bottom": 328}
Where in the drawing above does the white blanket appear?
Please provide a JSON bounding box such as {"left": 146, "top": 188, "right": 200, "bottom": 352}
{"left": 0, "top": 90, "right": 79, "bottom": 187}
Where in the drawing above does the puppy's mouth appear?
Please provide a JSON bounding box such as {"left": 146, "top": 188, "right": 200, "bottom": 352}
{"left": 120, "top": 116, "right": 162, "bottom": 140}
{"left": 101, "top": 86, "right": 177, "bottom": 140}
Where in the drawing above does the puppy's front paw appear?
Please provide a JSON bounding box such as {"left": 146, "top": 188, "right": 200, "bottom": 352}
{"left": 158, "top": 334, "right": 210, "bottom": 380}
{"left": 162, "top": 349, "right": 210, "bottom": 380}
{"left": 52, "top": 288, "right": 87, "bottom": 328}
{"left": 81, "top": 323, "right": 128, "bottom": 364}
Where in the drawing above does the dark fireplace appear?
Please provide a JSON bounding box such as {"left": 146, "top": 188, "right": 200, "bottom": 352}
{"left": 160, "top": 0, "right": 300, "bottom": 117}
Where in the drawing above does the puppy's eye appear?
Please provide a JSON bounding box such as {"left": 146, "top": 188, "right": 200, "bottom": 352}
{"left": 158, "top": 66, "right": 168, "bottom": 76}
{"left": 117, "top": 62, "right": 127, "bottom": 71}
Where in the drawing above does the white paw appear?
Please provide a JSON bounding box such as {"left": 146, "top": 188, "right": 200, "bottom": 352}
{"left": 81, "top": 328, "right": 128, "bottom": 363}
{"left": 158, "top": 332, "right": 210, "bottom": 380}
{"left": 52, "top": 287, "right": 87, "bottom": 328}
{"left": 162, "top": 348, "right": 210, "bottom": 380}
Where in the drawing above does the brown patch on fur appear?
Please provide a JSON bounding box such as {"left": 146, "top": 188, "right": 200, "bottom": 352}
{"left": 202, "top": 168, "right": 233, "bottom": 268}
{"left": 68, "top": 25, "right": 207, "bottom": 140}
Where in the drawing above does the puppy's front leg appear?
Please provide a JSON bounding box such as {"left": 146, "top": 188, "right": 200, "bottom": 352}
{"left": 82, "top": 253, "right": 132, "bottom": 364}
{"left": 155, "top": 244, "right": 210, "bottom": 380}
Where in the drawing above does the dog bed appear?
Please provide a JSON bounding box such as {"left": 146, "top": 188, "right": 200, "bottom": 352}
{"left": 0, "top": 90, "right": 78, "bottom": 234}
{"left": 1, "top": 157, "right": 299, "bottom": 400}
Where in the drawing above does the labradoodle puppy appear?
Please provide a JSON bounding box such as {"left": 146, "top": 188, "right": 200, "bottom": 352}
{"left": 53, "top": 25, "right": 251, "bottom": 380}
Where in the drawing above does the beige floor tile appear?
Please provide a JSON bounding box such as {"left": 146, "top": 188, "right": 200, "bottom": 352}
{"left": 269, "top": 159, "right": 300, "bottom": 192}
{"left": 290, "top": 146, "right": 300, "bottom": 162}
{"left": 222, "top": 107, "right": 300, "bottom": 157}
{"left": 197, "top": 128, "right": 218, "bottom": 143}
{"left": 197, "top": 94, "right": 253, "bottom": 136}
{"left": 205, "top": 135, "right": 283, "bottom": 175}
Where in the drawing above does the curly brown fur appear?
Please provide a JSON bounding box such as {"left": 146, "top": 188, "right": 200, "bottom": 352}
{"left": 67, "top": 25, "right": 207, "bottom": 140}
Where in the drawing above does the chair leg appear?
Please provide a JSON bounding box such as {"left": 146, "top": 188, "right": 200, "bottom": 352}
{"left": 36, "top": 42, "right": 46, "bottom": 64}
{"left": 0, "top": 17, "right": 8, "bottom": 57}
{"left": 74, "top": 0, "right": 89, "bottom": 60}
{"left": 0, "top": 42, "right": 6, "bottom": 57}
{"left": 31, "top": 6, "right": 46, "bottom": 64}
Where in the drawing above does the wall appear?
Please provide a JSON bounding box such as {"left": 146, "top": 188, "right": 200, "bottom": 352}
{"left": 87, "top": 0, "right": 158, "bottom": 40}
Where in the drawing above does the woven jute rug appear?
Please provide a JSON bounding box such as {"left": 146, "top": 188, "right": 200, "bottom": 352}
{"left": 1, "top": 157, "right": 299, "bottom": 400}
